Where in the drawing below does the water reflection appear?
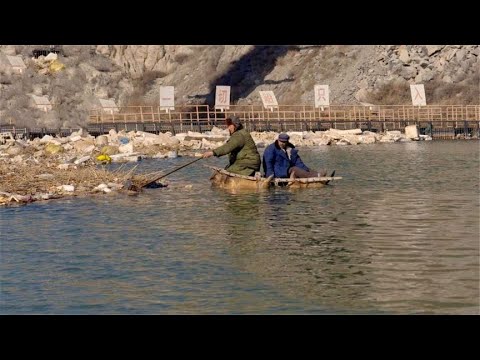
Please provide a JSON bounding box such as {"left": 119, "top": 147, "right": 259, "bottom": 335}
{"left": 215, "top": 188, "right": 378, "bottom": 313}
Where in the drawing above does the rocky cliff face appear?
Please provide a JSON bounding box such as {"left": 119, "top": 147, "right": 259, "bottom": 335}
{"left": 0, "top": 45, "right": 478, "bottom": 127}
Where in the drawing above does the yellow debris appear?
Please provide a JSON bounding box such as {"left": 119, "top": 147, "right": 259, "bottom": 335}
{"left": 45, "top": 143, "right": 64, "bottom": 155}
{"left": 49, "top": 59, "right": 65, "bottom": 73}
{"left": 96, "top": 154, "right": 112, "bottom": 163}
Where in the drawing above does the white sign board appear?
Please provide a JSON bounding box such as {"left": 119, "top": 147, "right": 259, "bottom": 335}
{"left": 6, "top": 55, "right": 26, "bottom": 73}
{"left": 160, "top": 86, "right": 175, "bottom": 111}
{"left": 259, "top": 91, "right": 278, "bottom": 110}
{"left": 99, "top": 99, "right": 119, "bottom": 114}
{"left": 215, "top": 86, "right": 231, "bottom": 110}
{"left": 410, "top": 84, "right": 427, "bottom": 106}
{"left": 31, "top": 95, "right": 52, "bottom": 112}
{"left": 314, "top": 85, "right": 330, "bottom": 108}
{"left": 6, "top": 55, "right": 26, "bottom": 68}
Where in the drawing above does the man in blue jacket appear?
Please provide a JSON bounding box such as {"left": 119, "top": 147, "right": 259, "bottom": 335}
{"left": 263, "top": 133, "right": 327, "bottom": 179}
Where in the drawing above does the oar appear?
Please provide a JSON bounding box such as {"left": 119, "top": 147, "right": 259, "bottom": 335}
{"left": 142, "top": 157, "right": 203, "bottom": 188}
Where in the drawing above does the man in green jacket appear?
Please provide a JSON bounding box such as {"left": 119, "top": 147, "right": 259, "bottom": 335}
{"left": 202, "top": 116, "right": 261, "bottom": 176}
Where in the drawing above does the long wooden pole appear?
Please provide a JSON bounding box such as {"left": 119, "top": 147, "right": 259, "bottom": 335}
{"left": 142, "top": 157, "right": 203, "bottom": 187}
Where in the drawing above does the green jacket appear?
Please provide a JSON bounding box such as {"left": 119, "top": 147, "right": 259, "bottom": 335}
{"left": 213, "top": 128, "right": 261, "bottom": 176}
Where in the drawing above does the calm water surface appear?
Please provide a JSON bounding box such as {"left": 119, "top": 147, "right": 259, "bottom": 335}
{"left": 1, "top": 140, "right": 479, "bottom": 314}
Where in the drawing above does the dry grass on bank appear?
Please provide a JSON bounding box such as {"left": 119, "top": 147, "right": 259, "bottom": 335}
{"left": 0, "top": 162, "right": 154, "bottom": 198}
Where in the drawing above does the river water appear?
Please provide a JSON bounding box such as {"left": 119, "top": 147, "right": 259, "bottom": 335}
{"left": 1, "top": 140, "right": 479, "bottom": 314}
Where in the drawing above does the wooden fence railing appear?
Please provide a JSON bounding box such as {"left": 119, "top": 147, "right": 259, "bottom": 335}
{"left": 88, "top": 105, "right": 480, "bottom": 127}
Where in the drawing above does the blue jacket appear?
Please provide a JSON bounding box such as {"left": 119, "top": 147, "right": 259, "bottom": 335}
{"left": 263, "top": 140, "right": 309, "bottom": 178}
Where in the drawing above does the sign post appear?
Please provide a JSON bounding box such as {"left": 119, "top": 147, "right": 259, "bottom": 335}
{"left": 314, "top": 85, "right": 330, "bottom": 111}
{"left": 6, "top": 55, "right": 27, "bottom": 74}
{"left": 410, "top": 84, "right": 427, "bottom": 106}
{"left": 98, "top": 98, "right": 119, "bottom": 115}
{"left": 259, "top": 91, "right": 278, "bottom": 112}
{"left": 215, "top": 86, "right": 231, "bottom": 112}
{"left": 32, "top": 95, "right": 52, "bottom": 112}
{"left": 160, "top": 86, "right": 175, "bottom": 113}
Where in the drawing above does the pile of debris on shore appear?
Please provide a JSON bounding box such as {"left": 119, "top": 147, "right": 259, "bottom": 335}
{"left": 0, "top": 127, "right": 219, "bottom": 206}
{"left": 0, "top": 161, "right": 140, "bottom": 205}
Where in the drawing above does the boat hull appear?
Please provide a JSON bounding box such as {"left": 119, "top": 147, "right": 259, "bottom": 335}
{"left": 209, "top": 169, "right": 273, "bottom": 191}
{"left": 207, "top": 166, "right": 338, "bottom": 190}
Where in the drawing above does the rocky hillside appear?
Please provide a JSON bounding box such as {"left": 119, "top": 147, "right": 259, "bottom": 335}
{"left": 0, "top": 45, "right": 478, "bottom": 128}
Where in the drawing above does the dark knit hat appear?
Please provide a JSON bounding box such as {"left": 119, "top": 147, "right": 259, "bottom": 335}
{"left": 226, "top": 116, "right": 242, "bottom": 127}
{"left": 278, "top": 133, "right": 290, "bottom": 142}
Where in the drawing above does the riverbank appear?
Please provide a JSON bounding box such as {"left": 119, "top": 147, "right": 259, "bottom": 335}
{"left": 0, "top": 125, "right": 454, "bottom": 206}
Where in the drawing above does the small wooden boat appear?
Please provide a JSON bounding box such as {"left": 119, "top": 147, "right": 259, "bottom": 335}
{"left": 208, "top": 166, "right": 273, "bottom": 191}
{"left": 207, "top": 166, "right": 341, "bottom": 190}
